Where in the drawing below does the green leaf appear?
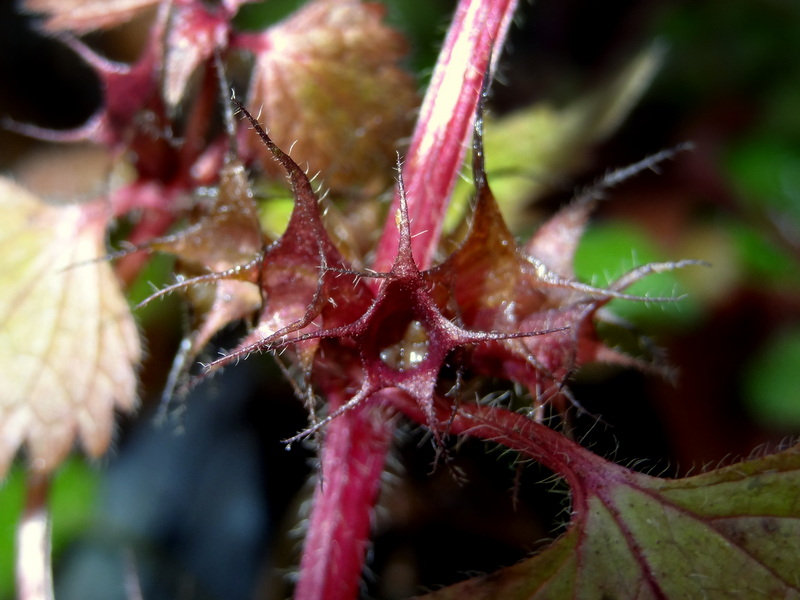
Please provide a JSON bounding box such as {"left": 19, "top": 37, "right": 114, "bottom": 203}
{"left": 724, "top": 135, "right": 800, "bottom": 218}
{"left": 727, "top": 220, "right": 798, "bottom": 285}
{"left": 417, "top": 444, "right": 800, "bottom": 599}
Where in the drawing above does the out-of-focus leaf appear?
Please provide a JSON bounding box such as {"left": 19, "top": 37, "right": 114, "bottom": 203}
{"left": 726, "top": 220, "right": 798, "bottom": 285}
{"left": 242, "top": 0, "right": 418, "bottom": 193}
{"left": 0, "top": 178, "right": 140, "bottom": 476}
{"left": 153, "top": 159, "right": 264, "bottom": 274}
{"left": 255, "top": 191, "right": 294, "bottom": 239}
{"left": 447, "top": 44, "right": 663, "bottom": 234}
{"left": 143, "top": 158, "right": 264, "bottom": 389}
{"left": 418, "top": 443, "right": 800, "bottom": 599}
{"left": 725, "top": 135, "right": 800, "bottom": 218}
{"left": 234, "top": 0, "right": 309, "bottom": 30}
{"left": 13, "top": 2, "right": 168, "bottom": 151}
{"left": 126, "top": 253, "right": 178, "bottom": 325}
{"left": 162, "top": 3, "right": 230, "bottom": 110}
{"left": 743, "top": 328, "right": 800, "bottom": 429}
{"left": 673, "top": 224, "right": 740, "bottom": 306}
{"left": 24, "top": 0, "right": 158, "bottom": 34}
{"left": 0, "top": 468, "right": 23, "bottom": 599}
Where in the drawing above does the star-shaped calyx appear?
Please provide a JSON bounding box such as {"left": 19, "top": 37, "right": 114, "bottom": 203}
{"left": 202, "top": 101, "right": 566, "bottom": 443}
{"left": 141, "top": 87, "right": 698, "bottom": 442}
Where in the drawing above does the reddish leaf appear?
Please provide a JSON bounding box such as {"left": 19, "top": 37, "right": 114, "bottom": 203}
{"left": 162, "top": 2, "right": 231, "bottom": 110}
{"left": 424, "top": 105, "right": 690, "bottom": 415}
{"left": 139, "top": 156, "right": 266, "bottom": 390}
{"left": 236, "top": 102, "right": 373, "bottom": 352}
{"left": 11, "top": 3, "right": 168, "bottom": 150}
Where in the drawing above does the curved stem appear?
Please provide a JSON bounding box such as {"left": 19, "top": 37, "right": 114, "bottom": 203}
{"left": 383, "top": 390, "right": 598, "bottom": 515}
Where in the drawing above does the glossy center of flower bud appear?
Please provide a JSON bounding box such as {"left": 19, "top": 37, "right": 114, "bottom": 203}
{"left": 379, "top": 319, "right": 430, "bottom": 372}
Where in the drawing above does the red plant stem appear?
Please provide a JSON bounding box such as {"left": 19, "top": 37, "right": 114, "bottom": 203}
{"left": 384, "top": 389, "right": 594, "bottom": 515}
{"left": 294, "top": 392, "right": 395, "bottom": 600}
{"left": 371, "top": 0, "right": 519, "bottom": 274}
{"left": 15, "top": 472, "right": 53, "bottom": 600}
{"left": 293, "top": 2, "right": 522, "bottom": 597}
{"left": 296, "top": 2, "right": 521, "bottom": 598}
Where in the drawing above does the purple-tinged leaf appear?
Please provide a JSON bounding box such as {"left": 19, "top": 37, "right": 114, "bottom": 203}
{"left": 402, "top": 398, "right": 800, "bottom": 599}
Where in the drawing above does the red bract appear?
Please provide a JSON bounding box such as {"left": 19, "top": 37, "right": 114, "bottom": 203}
{"left": 193, "top": 2, "right": 686, "bottom": 598}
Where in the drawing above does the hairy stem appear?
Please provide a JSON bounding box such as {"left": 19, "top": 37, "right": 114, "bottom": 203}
{"left": 384, "top": 390, "right": 594, "bottom": 515}
{"left": 372, "top": 0, "right": 519, "bottom": 274}
{"left": 294, "top": 2, "right": 522, "bottom": 597}
{"left": 295, "top": 391, "right": 395, "bottom": 600}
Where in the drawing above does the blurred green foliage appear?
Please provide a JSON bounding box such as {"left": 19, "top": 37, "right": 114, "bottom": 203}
{"left": 574, "top": 222, "right": 702, "bottom": 329}
{"left": 126, "top": 252, "right": 180, "bottom": 328}
{"left": 743, "top": 327, "right": 800, "bottom": 429}
{"left": 728, "top": 219, "right": 799, "bottom": 285}
{"left": 725, "top": 136, "right": 800, "bottom": 219}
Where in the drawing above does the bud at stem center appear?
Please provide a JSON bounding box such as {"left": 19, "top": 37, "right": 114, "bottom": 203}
{"left": 379, "top": 319, "right": 430, "bottom": 372}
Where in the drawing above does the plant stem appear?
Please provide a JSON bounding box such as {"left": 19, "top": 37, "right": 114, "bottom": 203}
{"left": 15, "top": 472, "right": 53, "bottom": 600}
{"left": 384, "top": 390, "right": 593, "bottom": 515}
{"left": 294, "top": 391, "right": 395, "bottom": 600}
{"left": 297, "top": 2, "right": 521, "bottom": 597}
{"left": 372, "top": 0, "right": 519, "bottom": 274}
